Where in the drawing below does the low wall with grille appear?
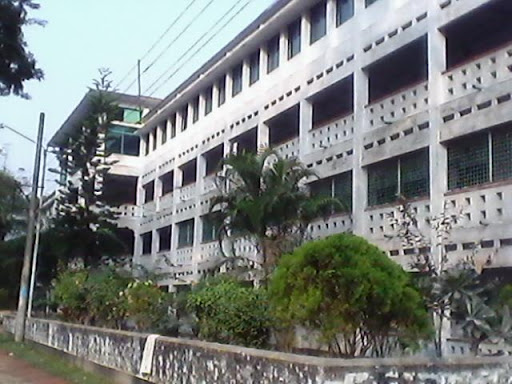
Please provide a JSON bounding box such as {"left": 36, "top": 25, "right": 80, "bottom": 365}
{"left": 2, "top": 315, "right": 512, "bottom": 384}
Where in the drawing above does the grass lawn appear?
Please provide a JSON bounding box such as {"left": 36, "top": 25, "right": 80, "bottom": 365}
{"left": 0, "top": 332, "right": 107, "bottom": 384}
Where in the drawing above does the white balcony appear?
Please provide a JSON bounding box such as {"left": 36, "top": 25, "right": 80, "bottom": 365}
{"left": 309, "top": 114, "right": 355, "bottom": 152}
{"left": 275, "top": 137, "right": 299, "bottom": 159}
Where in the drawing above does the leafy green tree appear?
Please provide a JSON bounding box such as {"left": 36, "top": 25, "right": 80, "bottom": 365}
{"left": 0, "top": 0, "right": 44, "bottom": 98}
{"left": 187, "top": 276, "right": 272, "bottom": 348}
{"left": 52, "top": 269, "right": 89, "bottom": 323}
{"left": 269, "top": 233, "right": 432, "bottom": 357}
{"left": 211, "top": 149, "right": 343, "bottom": 278}
{"left": 0, "top": 170, "right": 27, "bottom": 241}
{"left": 52, "top": 70, "right": 126, "bottom": 266}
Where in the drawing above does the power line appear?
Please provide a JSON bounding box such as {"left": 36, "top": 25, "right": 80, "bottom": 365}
{"left": 122, "top": 0, "right": 215, "bottom": 94}
{"left": 114, "top": 0, "right": 199, "bottom": 90}
{"left": 141, "top": 0, "right": 216, "bottom": 75}
{"left": 148, "top": 0, "right": 253, "bottom": 96}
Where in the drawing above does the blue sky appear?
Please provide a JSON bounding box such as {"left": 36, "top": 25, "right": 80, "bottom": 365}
{"left": 0, "top": 0, "right": 274, "bottom": 188}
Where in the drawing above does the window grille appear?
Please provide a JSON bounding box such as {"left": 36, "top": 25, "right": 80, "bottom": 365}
{"left": 368, "top": 159, "right": 398, "bottom": 206}
{"left": 400, "top": 149, "right": 429, "bottom": 198}
{"left": 447, "top": 133, "right": 489, "bottom": 190}
{"left": 333, "top": 171, "right": 353, "bottom": 212}
{"left": 492, "top": 128, "right": 512, "bottom": 182}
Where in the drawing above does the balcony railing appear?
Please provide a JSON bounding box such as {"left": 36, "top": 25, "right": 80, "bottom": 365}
{"left": 275, "top": 137, "right": 300, "bottom": 159}
{"left": 309, "top": 114, "right": 354, "bottom": 152}
{"left": 443, "top": 42, "right": 512, "bottom": 102}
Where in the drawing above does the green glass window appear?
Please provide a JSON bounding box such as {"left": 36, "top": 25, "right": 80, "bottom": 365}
{"left": 333, "top": 171, "right": 352, "bottom": 212}
{"left": 492, "top": 128, "right": 512, "bottom": 182}
{"left": 202, "top": 214, "right": 221, "bottom": 243}
{"left": 368, "top": 159, "right": 398, "bottom": 206}
{"left": 310, "top": 1, "right": 327, "bottom": 44}
{"left": 400, "top": 150, "right": 430, "bottom": 198}
{"left": 123, "top": 108, "right": 142, "bottom": 124}
{"left": 448, "top": 133, "right": 489, "bottom": 190}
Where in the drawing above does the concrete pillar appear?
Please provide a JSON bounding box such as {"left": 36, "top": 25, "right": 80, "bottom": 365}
{"left": 301, "top": 13, "right": 310, "bottom": 51}
{"left": 299, "top": 99, "right": 312, "bottom": 159}
{"left": 242, "top": 59, "right": 251, "bottom": 90}
{"left": 257, "top": 123, "right": 270, "bottom": 152}
{"left": 186, "top": 102, "right": 193, "bottom": 129}
{"left": 260, "top": 45, "right": 268, "bottom": 80}
{"left": 148, "top": 131, "right": 154, "bottom": 154}
{"left": 212, "top": 83, "right": 220, "bottom": 112}
{"left": 226, "top": 72, "right": 234, "bottom": 102}
{"left": 198, "top": 94, "right": 206, "bottom": 122}
{"left": 279, "top": 30, "right": 287, "bottom": 65}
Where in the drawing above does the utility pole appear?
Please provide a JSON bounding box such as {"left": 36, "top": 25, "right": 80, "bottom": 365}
{"left": 14, "top": 113, "right": 45, "bottom": 342}
{"left": 28, "top": 147, "right": 47, "bottom": 318}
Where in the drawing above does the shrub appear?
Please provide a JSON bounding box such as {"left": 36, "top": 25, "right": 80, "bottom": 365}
{"left": 269, "top": 233, "right": 432, "bottom": 357}
{"left": 187, "top": 276, "right": 271, "bottom": 348}
{"left": 52, "top": 269, "right": 89, "bottom": 323}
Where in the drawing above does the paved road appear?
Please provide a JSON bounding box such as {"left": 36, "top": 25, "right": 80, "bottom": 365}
{"left": 0, "top": 349, "right": 69, "bottom": 384}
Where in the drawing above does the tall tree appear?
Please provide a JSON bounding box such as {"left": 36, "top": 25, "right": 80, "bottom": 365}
{"left": 0, "top": 0, "right": 44, "bottom": 98}
{"left": 210, "top": 149, "right": 343, "bottom": 278}
{"left": 0, "top": 170, "right": 27, "bottom": 241}
{"left": 52, "top": 70, "right": 125, "bottom": 266}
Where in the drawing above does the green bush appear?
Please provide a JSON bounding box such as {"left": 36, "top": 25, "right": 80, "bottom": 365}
{"left": 269, "top": 233, "right": 432, "bottom": 357}
{"left": 187, "top": 276, "right": 271, "bottom": 348}
{"left": 52, "top": 268, "right": 172, "bottom": 332}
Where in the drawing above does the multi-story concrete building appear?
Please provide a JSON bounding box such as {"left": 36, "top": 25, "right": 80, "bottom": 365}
{"left": 49, "top": 91, "right": 161, "bottom": 250}
{"left": 133, "top": 0, "right": 512, "bottom": 289}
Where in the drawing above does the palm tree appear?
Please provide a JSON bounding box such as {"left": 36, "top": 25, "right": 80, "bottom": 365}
{"left": 210, "top": 149, "right": 344, "bottom": 279}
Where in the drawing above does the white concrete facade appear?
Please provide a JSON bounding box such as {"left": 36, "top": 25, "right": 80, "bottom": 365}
{"left": 134, "top": 0, "right": 512, "bottom": 287}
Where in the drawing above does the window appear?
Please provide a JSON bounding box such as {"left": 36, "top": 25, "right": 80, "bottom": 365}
{"left": 170, "top": 114, "right": 177, "bottom": 138}
{"left": 310, "top": 1, "right": 327, "bottom": 44}
{"left": 366, "top": 0, "right": 380, "bottom": 7}
{"left": 106, "top": 125, "right": 140, "bottom": 156}
{"left": 202, "top": 214, "right": 221, "bottom": 243}
{"left": 114, "top": 107, "right": 142, "bottom": 124}
{"left": 158, "top": 225, "right": 172, "bottom": 252}
{"left": 160, "top": 171, "right": 174, "bottom": 196}
{"left": 143, "top": 181, "right": 154, "bottom": 203}
{"left": 232, "top": 63, "right": 243, "bottom": 97}
{"left": 288, "top": 18, "right": 301, "bottom": 59}
{"left": 217, "top": 76, "right": 226, "bottom": 106}
{"left": 161, "top": 123, "right": 167, "bottom": 145}
{"left": 152, "top": 130, "right": 157, "bottom": 151}
{"left": 192, "top": 96, "right": 200, "bottom": 123}
{"left": 448, "top": 134, "right": 489, "bottom": 190}
{"left": 178, "top": 219, "right": 194, "bottom": 248}
{"left": 144, "top": 134, "right": 149, "bottom": 156}
{"left": 336, "top": 0, "right": 354, "bottom": 26}
{"left": 368, "top": 149, "right": 429, "bottom": 206}
{"left": 249, "top": 51, "right": 260, "bottom": 85}
{"left": 267, "top": 35, "right": 280, "bottom": 73}
{"left": 181, "top": 159, "right": 197, "bottom": 186}
{"left": 204, "top": 87, "right": 213, "bottom": 115}
{"left": 180, "top": 106, "right": 188, "bottom": 132}
{"left": 310, "top": 171, "right": 353, "bottom": 214}
{"left": 141, "top": 232, "right": 152, "bottom": 255}
{"left": 447, "top": 127, "right": 512, "bottom": 190}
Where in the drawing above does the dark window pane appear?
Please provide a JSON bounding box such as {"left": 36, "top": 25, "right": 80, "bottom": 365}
{"left": 232, "top": 63, "right": 243, "bottom": 97}
{"left": 492, "top": 128, "right": 512, "bottom": 182}
{"left": 192, "top": 96, "right": 200, "bottom": 123}
{"left": 143, "top": 181, "right": 155, "bottom": 203}
{"left": 170, "top": 114, "right": 177, "bottom": 138}
{"left": 142, "top": 232, "right": 152, "bottom": 255}
{"left": 181, "top": 106, "right": 188, "bottom": 131}
{"left": 400, "top": 149, "right": 430, "bottom": 198}
{"left": 288, "top": 18, "right": 301, "bottom": 59}
{"left": 333, "top": 171, "right": 352, "bottom": 212}
{"left": 448, "top": 133, "right": 489, "bottom": 190}
{"left": 160, "top": 171, "right": 174, "bottom": 196}
{"left": 267, "top": 35, "right": 280, "bottom": 73}
{"left": 202, "top": 214, "right": 221, "bottom": 243}
{"left": 368, "top": 159, "right": 398, "bottom": 206}
{"left": 123, "top": 135, "right": 140, "bottom": 156}
{"left": 310, "top": 1, "right": 327, "bottom": 44}
{"left": 161, "top": 123, "right": 167, "bottom": 144}
{"left": 336, "top": 0, "right": 354, "bottom": 26}
{"left": 205, "top": 87, "right": 213, "bottom": 115}
{"left": 178, "top": 219, "right": 194, "bottom": 248}
{"left": 218, "top": 76, "right": 226, "bottom": 106}
{"left": 158, "top": 225, "right": 172, "bottom": 252}
{"left": 249, "top": 52, "right": 260, "bottom": 85}
{"left": 366, "top": 0, "right": 380, "bottom": 7}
